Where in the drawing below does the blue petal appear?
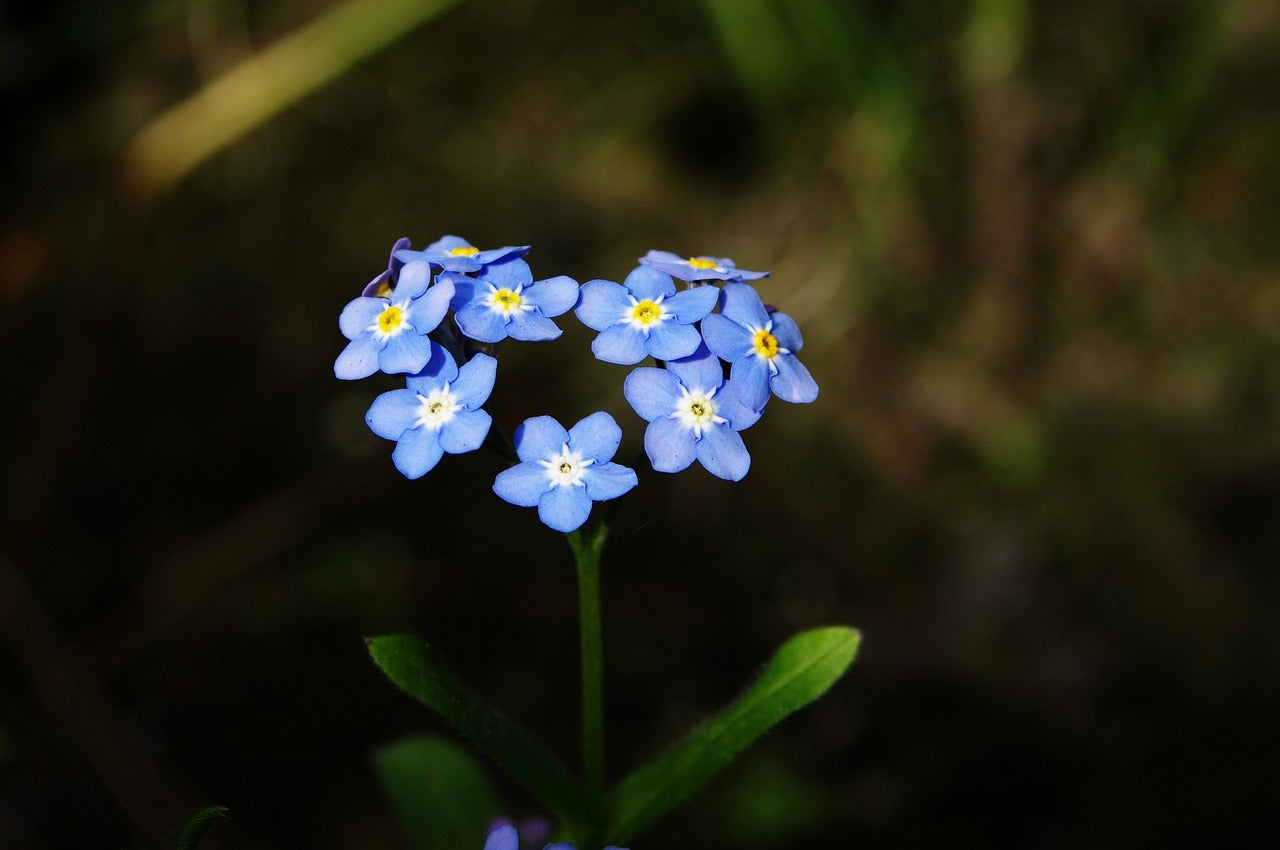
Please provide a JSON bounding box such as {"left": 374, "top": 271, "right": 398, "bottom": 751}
{"left": 644, "top": 416, "right": 697, "bottom": 473}
{"left": 426, "top": 234, "right": 471, "bottom": 253}
{"left": 645, "top": 322, "right": 702, "bottom": 361}
{"left": 622, "top": 264, "right": 676, "bottom": 301}
{"left": 728, "top": 354, "right": 771, "bottom": 412}
{"left": 592, "top": 324, "right": 648, "bottom": 365}
{"left": 391, "top": 427, "right": 444, "bottom": 479}
{"left": 475, "top": 244, "right": 531, "bottom": 266}
{"left": 700, "top": 312, "right": 752, "bottom": 361}
{"left": 666, "top": 343, "right": 724, "bottom": 392}
{"left": 339, "top": 297, "right": 384, "bottom": 340}
{"left": 481, "top": 257, "right": 533, "bottom": 290}
{"left": 439, "top": 409, "right": 492, "bottom": 454}
{"left": 718, "top": 282, "right": 770, "bottom": 327}
{"left": 543, "top": 844, "right": 575, "bottom": 850}
{"left": 404, "top": 345, "right": 456, "bottom": 389}
{"left": 769, "top": 353, "right": 819, "bottom": 403}
{"left": 538, "top": 485, "right": 592, "bottom": 532}
{"left": 574, "top": 279, "right": 629, "bottom": 331}
{"left": 483, "top": 824, "right": 519, "bottom": 850}
{"left": 524, "top": 275, "right": 580, "bottom": 317}
{"left": 395, "top": 260, "right": 433, "bottom": 299}
{"left": 449, "top": 352, "right": 497, "bottom": 408}
{"left": 568, "top": 411, "right": 622, "bottom": 463}
{"left": 365, "top": 389, "right": 420, "bottom": 440}
{"left": 664, "top": 284, "right": 719, "bottom": 323}
{"left": 456, "top": 303, "right": 509, "bottom": 343}
{"left": 506, "top": 311, "right": 562, "bottom": 342}
{"left": 334, "top": 335, "right": 380, "bottom": 380}
{"left": 513, "top": 415, "right": 570, "bottom": 462}
{"left": 444, "top": 273, "right": 479, "bottom": 311}
{"left": 583, "top": 462, "right": 638, "bottom": 501}
{"left": 624, "top": 367, "right": 682, "bottom": 421}
{"left": 716, "top": 378, "right": 764, "bottom": 431}
{"left": 695, "top": 424, "right": 751, "bottom": 481}
{"left": 493, "top": 463, "right": 549, "bottom": 507}
{"left": 769, "top": 310, "right": 804, "bottom": 352}
{"left": 378, "top": 331, "right": 433, "bottom": 374}
{"left": 408, "top": 276, "right": 454, "bottom": 333}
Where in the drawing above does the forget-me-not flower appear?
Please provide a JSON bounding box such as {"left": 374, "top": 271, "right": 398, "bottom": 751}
{"left": 448, "top": 258, "right": 579, "bottom": 343}
{"left": 335, "top": 261, "right": 455, "bottom": 379}
{"left": 623, "top": 343, "right": 761, "bottom": 481}
{"left": 360, "top": 236, "right": 412, "bottom": 297}
{"left": 493, "top": 412, "right": 638, "bottom": 533}
{"left": 639, "top": 249, "right": 768, "bottom": 283}
{"left": 575, "top": 264, "right": 719, "bottom": 364}
{"left": 483, "top": 823, "right": 626, "bottom": 850}
{"left": 364, "top": 351, "right": 497, "bottom": 479}
{"left": 701, "top": 282, "right": 818, "bottom": 411}
{"left": 395, "top": 234, "right": 530, "bottom": 274}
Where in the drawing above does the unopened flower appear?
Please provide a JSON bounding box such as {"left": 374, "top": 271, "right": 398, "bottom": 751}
{"left": 701, "top": 282, "right": 818, "bottom": 411}
{"left": 335, "top": 261, "right": 455, "bottom": 379}
{"left": 575, "top": 265, "right": 718, "bottom": 364}
{"left": 639, "top": 249, "right": 768, "bottom": 283}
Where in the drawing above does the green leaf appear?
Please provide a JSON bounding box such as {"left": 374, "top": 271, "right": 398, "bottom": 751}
{"left": 174, "top": 806, "right": 228, "bottom": 850}
{"left": 374, "top": 734, "right": 501, "bottom": 850}
{"left": 606, "top": 626, "right": 861, "bottom": 842}
{"left": 367, "top": 635, "right": 584, "bottom": 832}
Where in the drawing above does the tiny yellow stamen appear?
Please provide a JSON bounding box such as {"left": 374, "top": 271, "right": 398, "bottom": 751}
{"left": 632, "top": 300, "right": 661, "bottom": 324}
{"left": 449, "top": 245, "right": 480, "bottom": 257}
{"left": 378, "top": 305, "right": 405, "bottom": 333}
{"left": 752, "top": 329, "right": 779, "bottom": 359}
{"left": 559, "top": 461, "right": 573, "bottom": 474}
{"left": 690, "top": 401, "right": 708, "bottom": 418}
{"left": 687, "top": 257, "right": 718, "bottom": 270}
{"left": 427, "top": 400, "right": 444, "bottom": 415}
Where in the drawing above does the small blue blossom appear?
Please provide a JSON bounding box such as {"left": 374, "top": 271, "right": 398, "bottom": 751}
{"left": 483, "top": 824, "right": 626, "bottom": 850}
{"left": 701, "top": 282, "right": 819, "bottom": 412}
{"left": 365, "top": 351, "right": 497, "bottom": 479}
{"left": 623, "top": 343, "right": 761, "bottom": 481}
{"left": 639, "top": 249, "right": 769, "bottom": 283}
{"left": 360, "top": 236, "right": 412, "bottom": 297}
{"left": 448, "top": 258, "right": 580, "bottom": 343}
{"left": 493, "top": 412, "right": 638, "bottom": 533}
{"left": 575, "top": 265, "right": 719, "bottom": 364}
{"left": 335, "top": 261, "right": 456, "bottom": 379}
{"left": 395, "top": 234, "right": 530, "bottom": 274}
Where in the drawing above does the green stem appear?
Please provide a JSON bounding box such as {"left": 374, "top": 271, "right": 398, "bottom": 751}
{"left": 566, "top": 521, "right": 610, "bottom": 838}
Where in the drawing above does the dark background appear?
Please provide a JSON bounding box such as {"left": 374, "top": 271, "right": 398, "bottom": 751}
{"left": 2, "top": 0, "right": 1278, "bottom": 847}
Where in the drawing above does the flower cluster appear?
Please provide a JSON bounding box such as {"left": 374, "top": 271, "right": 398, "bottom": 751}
{"left": 335, "top": 236, "right": 818, "bottom": 532}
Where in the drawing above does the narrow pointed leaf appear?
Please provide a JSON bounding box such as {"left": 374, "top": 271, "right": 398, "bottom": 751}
{"left": 374, "top": 734, "right": 501, "bottom": 850}
{"left": 174, "top": 805, "right": 228, "bottom": 850}
{"left": 368, "top": 634, "right": 584, "bottom": 832}
{"left": 606, "top": 626, "right": 861, "bottom": 842}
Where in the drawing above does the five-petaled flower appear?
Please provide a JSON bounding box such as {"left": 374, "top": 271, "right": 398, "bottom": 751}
{"left": 701, "top": 282, "right": 819, "bottom": 412}
{"left": 335, "top": 261, "right": 455, "bottom": 379}
{"left": 394, "top": 234, "right": 530, "bottom": 274}
{"left": 365, "top": 351, "right": 497, "bottom": 479}
{"left": 483, "top": 823, "right": 627, "bottom": 850}
{"left": 575, "top": 265, "right": 719, "bottom": 364}
{"left": 493, "top": 412, "right": 638, "bottom": 533}
{"left": 448, "top": 258, "right": 580, "bottom": 343}
{"left": 623, "top": 343, "right": 761, "bottom": 481}
{"left": 639, "top": 249, "right": 768, "bottom": 283}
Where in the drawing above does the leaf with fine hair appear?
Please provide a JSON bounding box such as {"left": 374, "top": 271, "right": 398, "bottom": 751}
{"left": 374, "top": 734, "right": 502, "bottom": 850}
{"left": 606, "top": 626, "right": 861, "bottom": 842}
{"left": 367, "top": 634, "right": 584, "bottom": 833}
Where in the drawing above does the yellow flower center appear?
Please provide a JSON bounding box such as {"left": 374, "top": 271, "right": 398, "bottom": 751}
{"left": 689, "top": 400, "right": 709, "bottom": 418}
{"left": 378, "top": 305, "right": 405, "bottom": 333}
{"left": 631, "top": 300, "right": 661, "bottom": 325}
{"left": 752, "top": 329, "right": 779, "bottom": 359}
{"left": 449, "top": 245, "right": 480, "bottom": 257}
{"left": 687, "top": 257, "right": 718, "bottom": 270}
{"left": 494, "top": 289, "right": 522, "bottom": 310}
{"left": 427, "top": 400, "right": 445, "bottom": 415}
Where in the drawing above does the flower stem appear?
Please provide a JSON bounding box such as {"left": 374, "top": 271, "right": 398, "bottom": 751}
{"left": 567, "top": 521, "right": 610, "bottom": 836}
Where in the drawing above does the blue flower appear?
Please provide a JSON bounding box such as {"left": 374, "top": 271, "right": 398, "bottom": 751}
{"left": 335, "top": 261, "right": 455, "bottom": 379}
{"left": 575, "top": 265, "right": 719, "bottom": 364}
{"left": 364, "top": 351, "right": 497, "bottom": 478}
{"left": 639, "top": 249, "right": 769, "bottom": 282}
{"left": 448, "top": 258, "right": 580, "bottom": 343}
{"left": 623, "top": 343, "right": 761, "bottom": 481}
{"left": 395, "top": 234, "right": 530, "bottom": 274}
{"left": 701, "top": 282, "right": 818, "bottom": 411}
{"left": 493, "top": 412, "right": 638, "bottom": 533}
{"left": 483, "top": 824, "right": 626, "bottom": 850}
{"left": 360, "top": 236, "right": 412, "bottom": 297}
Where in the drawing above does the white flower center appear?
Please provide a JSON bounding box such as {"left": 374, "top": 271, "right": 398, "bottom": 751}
{"left": 670, "top": 385, "right": 727, "bottom": 438}
{"left": 413, "top": 384, "right": 461, "bottom": 431}
{"left": 540, "top": 443, "right": 593, "bottom": 488}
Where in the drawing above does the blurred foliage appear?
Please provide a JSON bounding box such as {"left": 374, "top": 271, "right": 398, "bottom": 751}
{"left": 1, "top": 0, "right": 1279, "bottom": 848}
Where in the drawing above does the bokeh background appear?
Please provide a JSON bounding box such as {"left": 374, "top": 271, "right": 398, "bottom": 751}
{"left": 2, "top": 0, "right": 1279, "bottom": 847}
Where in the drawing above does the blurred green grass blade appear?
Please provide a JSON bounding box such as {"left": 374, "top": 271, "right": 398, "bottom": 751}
{"left": 368, "top": 635, "right": 584, "bottom": 833}
{"left": 374, "top": 734, "right": 502, "bottom": 850}
{"left": 124, "top": 0, "right": 467, "bottom": 199}
{"left": 174, "top": 805, "right": 227, "bottom": 850}
{"left": 606, "top": 626, "right": 860, "bottom": 842}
